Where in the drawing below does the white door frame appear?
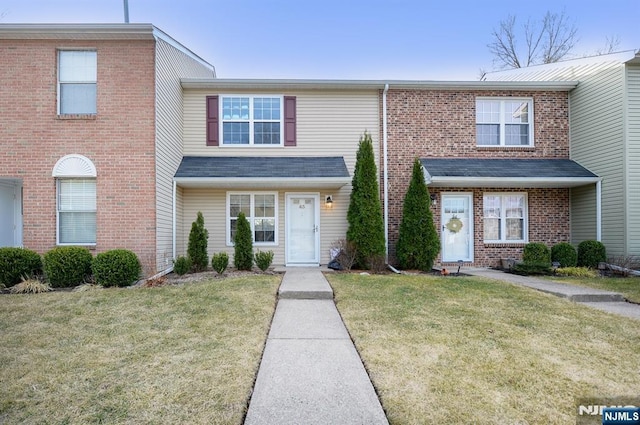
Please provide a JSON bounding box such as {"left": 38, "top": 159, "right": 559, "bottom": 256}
{"left": 0, "top": 179, "right": 23, "bottom": 248}
{"left": 440, "top": 192, "right": 474, "bottom": 262}
{"left": 285, "top": 192, "right": 320, "bottom": 266}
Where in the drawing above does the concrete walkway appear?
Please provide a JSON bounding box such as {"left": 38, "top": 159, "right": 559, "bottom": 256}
{"left": 244, "top": 268, "right": 388, "bottom": 425}
{"left": 466, "top": 268, "right": 640, "bottom": 320}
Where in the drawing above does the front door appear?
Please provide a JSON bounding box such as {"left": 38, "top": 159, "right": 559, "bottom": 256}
{"left": 441, "top": 193, "right": 473, "bottom": 262}
{"left": 286, "top": 193, "right": 320, "bottom": 265}
{"left": 0, "top": 180, "right": 22, "bottom": 248}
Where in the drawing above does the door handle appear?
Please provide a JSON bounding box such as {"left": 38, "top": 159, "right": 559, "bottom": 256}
{"left": 314, "top": 225, "right": 319, "bottom": 232}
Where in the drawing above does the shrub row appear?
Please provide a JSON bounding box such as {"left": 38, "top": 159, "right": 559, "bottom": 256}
{"left": 0, "top": 246, "right": 141, "bottom": 288}
{"left": 512, "top": 240, "right": 606, "bottom": 276}
{"left": 173, "top": 249, "right": 274, "bottom": 276}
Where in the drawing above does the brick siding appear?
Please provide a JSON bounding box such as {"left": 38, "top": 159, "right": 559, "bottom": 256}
{"left": 0, "top": 38, "right": 158, "bottom": 275}
{"left": 383, "top": 89, "right": 572, "bottom": 267}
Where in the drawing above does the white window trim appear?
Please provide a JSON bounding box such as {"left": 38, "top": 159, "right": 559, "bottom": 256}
{"left": 476, "top": 97, "right": 534, "bottom": 147}
{"left": 483, "top": 192, "right": 528, "bottom": 244}
{"left": 57, "top": 49, "right": 97, "bottom": 116}
{"left": 219, "top": 95, "right": 284, "bottom": 147}
{"left": 56, "top": 178, "right": 97, "bottom": 246}
{"left": 226, "top": 191, "right": 279, "bottom": 246}
{"left": 53, "top": 154, "right": 97, "bottom": 246}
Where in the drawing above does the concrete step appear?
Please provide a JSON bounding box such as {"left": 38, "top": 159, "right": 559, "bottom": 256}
{"left": 277, "top": 268, "right": 334, "bottom": 300}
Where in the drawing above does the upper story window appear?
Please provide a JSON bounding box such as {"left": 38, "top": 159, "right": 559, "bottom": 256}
{"left": 476, "top": 98, "right": 533, "bottom": 146}
{"left": 58, "top": 50, "right": 97, "bottom": 115}
{"left": 221, "top": 96, "right": 282, "bottom": 145}
{"left": 206, "top": 95, "right": 297, "bottom": 147}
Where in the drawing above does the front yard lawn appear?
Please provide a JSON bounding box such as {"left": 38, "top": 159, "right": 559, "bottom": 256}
{"left": 327, "top": 273, "right": 640, "bottom": 425}
{"left": 548, "top": 275, "right": 640, "bottom": 304}
{"left": 0, "top": 275, "right": 280, "bottom": 424}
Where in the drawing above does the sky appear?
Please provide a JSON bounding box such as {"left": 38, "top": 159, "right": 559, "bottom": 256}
{"left": 1, "top": 0, "right": 638, "bottom": 80}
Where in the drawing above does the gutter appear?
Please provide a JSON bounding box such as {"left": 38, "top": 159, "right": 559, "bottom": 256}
{"left": 383, "top": 83, "right": 389, "bottom": 263}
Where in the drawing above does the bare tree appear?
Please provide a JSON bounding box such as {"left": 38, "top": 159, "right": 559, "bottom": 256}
{"left": 488, "top": 10, "right": 578, "bottom": 69}
{"left": 594, "top": 35, "right": 621, "bottom": 55}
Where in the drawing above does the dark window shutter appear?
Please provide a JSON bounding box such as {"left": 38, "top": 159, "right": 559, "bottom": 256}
{"left": 206, "top": 95, "right": 219, "bottom": 146}
{"left": 284, "top": 96, "right": 296, "bottom": 146}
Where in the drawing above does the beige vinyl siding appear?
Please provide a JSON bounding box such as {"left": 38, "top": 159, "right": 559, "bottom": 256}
{"left": 182, "top": 89, "right": 379, "bottom": 173}
{"left": 626, "top": 63, "right": 640, "bottom": 254}
{"left": 179, "top": 89, "right": 379, "bottom": 265}
{"left": 570, "top": 185, "right": 597, "bottom": 244}
{"left": 180, "top": 187, "right": 350, "bottom": 265}
{"left": 570, "top": 65, "right": 626, "bottom": 255}
{"left": 154, "top": 39, "right": 215, "bottom": 273}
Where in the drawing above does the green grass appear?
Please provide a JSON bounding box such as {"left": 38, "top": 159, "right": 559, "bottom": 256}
{"left": 0, "top": 275, "right": 280, "bottom": 424}
{"left": 547, "top": 275, "right": 640, "bottom": 304}
{"left": 327, "top": 273, "right": 640, "bottom": 425}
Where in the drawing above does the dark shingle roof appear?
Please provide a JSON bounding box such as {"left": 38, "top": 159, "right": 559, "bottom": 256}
{"left": 175, "top": 156, "right": 350, "bottom": 178}
{"left": 420, "top": 158, "right": 598, "bottom": 179}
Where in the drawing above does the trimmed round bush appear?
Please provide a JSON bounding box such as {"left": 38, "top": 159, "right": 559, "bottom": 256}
{"left": 0, "top": 247, "right": 42, "bottom": 287}
{"left": 551, "top": 242, "right": 578, "bottom": 268}
{"left": 522, "top": 242, "right": 551, "bottom": 265}
{"left": 173, "top": 256, "right": 191, "bottom": 276}
{"left": 92, "top": 249, "right": 141, "bottom": 287}
{"left": 577, "top": 240, "right": 607, "bottom": 268}
{"left": 254, "top": 250, "right": 274, "bottom": 272}
{"left": 212, "top": 252, "right": 229, "bottom": 275}
{"left": 43, "top": 246, "right": 93, "bottom": 288}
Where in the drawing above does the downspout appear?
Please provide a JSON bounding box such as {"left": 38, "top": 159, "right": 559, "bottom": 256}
{"left": 172, "top": 180, "right": 177, "bottom": 264}
{"left": 596, "top": 180, "right": 602, "bottom": 241}
{"left": 383, "top": 83, "right": 389, "bottom": 263}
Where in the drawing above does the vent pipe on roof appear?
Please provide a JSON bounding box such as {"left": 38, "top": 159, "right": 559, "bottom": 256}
{"left": 123, "top": 0, "right": 130, "bottom": 23}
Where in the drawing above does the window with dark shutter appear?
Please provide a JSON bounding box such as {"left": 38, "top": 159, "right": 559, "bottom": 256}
{"left": 206, "top": 95, "right": 219, "bottom": 146}
{"left": 284, "top": 96, "right": 297, "bottom": 146}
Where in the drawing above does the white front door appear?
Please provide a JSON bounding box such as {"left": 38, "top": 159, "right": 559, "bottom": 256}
{"left": 286, "top": 193, "right": 320, "bottom": 265}
{"left": 441, "top": 193, "right": 473, "bottom": 262}
{"left": 0, "top": 180, "right": 22, "bottom": 248}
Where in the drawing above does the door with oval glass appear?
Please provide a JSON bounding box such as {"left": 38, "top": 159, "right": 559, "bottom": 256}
{"left": 441, "top": 193, "right": 473, "bottom": 262}
{"left": 286, "top": 193, "right": 320, "bottom": 265}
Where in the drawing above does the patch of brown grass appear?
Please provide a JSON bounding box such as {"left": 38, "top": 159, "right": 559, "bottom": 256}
{"left": 327, "top": 273, "right": 640, "bottom": 424}
{"left": 9, "top": 278, "right": 51, "bottom": 294}
{"left": 0, "top": 275, "right": 280, "bottom": 424}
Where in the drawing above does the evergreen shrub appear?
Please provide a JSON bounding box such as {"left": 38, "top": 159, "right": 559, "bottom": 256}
{"left": 43, "top": 246, "right": 92, "bottom": 288}
{"left": 522, "top": 242, "right": 551, "bottom": 265}
{"left": 173, "top": 256, "right": 191, "bottom": 276}
{"left": 188, "top": 211, "right": 209, "bottom": 272}
{"left": 551, "top": 242, "right": 578, "bottom": 268}
{"left": 212, "top": 252, "right": 229, "bottom": 275}
{"left": 396, "top": 158, "right": 440, "bottom": 271}
{"left": 254, "top": 250, "right": 274, "bottom": 272}
{"left": 577, "top": 240, "right": 607, "bottom": 268}
{"left": 346, "top": 132, "right": 385, "bottom": 269}
{"left": 0, "top": 247, "right": 42, "bottom": 287}
{"left": 92, "top": 249, "right": 141, "bottom": 287}
{"left": 234, "top": 212, "right": 253, "bottom": 271}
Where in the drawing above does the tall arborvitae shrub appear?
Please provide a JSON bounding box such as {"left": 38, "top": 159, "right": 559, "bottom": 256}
{"left": 396, "top": 158, "right": 440, "bottom": 271}
{"left": 234, "top": 212, "right": 253, "bottom": 271}
{"left": 188, "top": 211, "right": 209, "bottom": 272}
{"left": 346, "top": 132, "right": 386, "bottom": 269}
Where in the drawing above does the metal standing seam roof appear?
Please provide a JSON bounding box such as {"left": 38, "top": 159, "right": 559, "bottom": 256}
{"left": 174, "top": 156, "right": 351, "bottom": 188}
{"left": 420, "top": 158, "right": 600, "bottom": 188}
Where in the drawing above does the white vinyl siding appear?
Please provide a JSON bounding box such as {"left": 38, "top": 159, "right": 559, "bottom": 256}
{"left": 154, "top": 38, "right": 216, "bottom": 272}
